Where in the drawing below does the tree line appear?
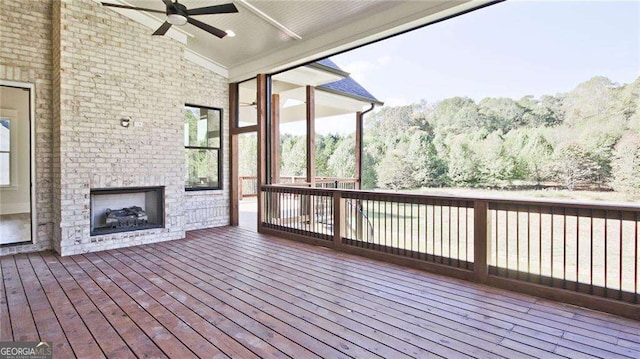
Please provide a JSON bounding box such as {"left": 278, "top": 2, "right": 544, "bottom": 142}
{"left": 258, "top": 75, "right": 640, "bottom": 194}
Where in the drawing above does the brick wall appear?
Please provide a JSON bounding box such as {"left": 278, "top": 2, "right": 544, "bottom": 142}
{"left": 183, "top": 60, "right": 230, "bottom": 230}
{"left": 1, "top": 0, "right": 231, "bottom": 256}
{"left": 0, "top": 0, "right": 54, "bottom": 255}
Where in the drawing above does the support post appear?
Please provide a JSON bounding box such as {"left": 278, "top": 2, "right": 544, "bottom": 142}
{"left": 271, "top": 93, "right": 280, "bottom": 184}
{"left": 306, "top": 86, "right": 316, "bottom": 185}
{"left": 474, "top": 200, "right": 491, "bottom": 283}
{"left": 270, "top": 94, "right": 281, "bottom": 218}
{"left": 355, "top": 111, "right": 363, "bottom": 190}
{"left": 256, "top": 74, "right": 268, "bottom": 230}
{"left": 304, "top": 86, "right": 316, "bottom": 224}
{"left": 229, "top": 82, "right": 239, "bottom": 226}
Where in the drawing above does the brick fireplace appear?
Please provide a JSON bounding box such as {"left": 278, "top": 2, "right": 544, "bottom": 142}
{"left": 0, "top": 0, "right": 230, "bottom": 257}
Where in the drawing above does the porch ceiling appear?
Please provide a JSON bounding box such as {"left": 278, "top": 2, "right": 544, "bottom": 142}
{"left": 101, "top": 0, "right": 481, "bottom": 81}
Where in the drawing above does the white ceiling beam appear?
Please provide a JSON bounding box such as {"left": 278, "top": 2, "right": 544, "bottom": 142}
{"left": 235, "top": 0, "right": 302, "bottom": 40}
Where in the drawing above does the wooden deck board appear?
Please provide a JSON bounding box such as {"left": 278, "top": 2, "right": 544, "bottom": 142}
{"left": 1, "top": 256, "right": 38, "bottom": 342}
{"left": 16, "top": 254, "right": 74, "bottom": 358}
{"left": 0, "top": 258, "right": 12, "bottom": 342}
{"left": 38, "top": 253, "right": 135, "bottom": 358}
{"left": 204, "top": 228, "right": 640, "bottom": 358}
{"left": 0, "top": 226, "right": 638, "bottom": 359}
{"left": 26, "top": 253, "right": 106, "bottom": 358}
{"left": 118, "top": 244, "right": 326, "bottom": 359}
{"left": 151, "top": 240, "right": 443, "bottom": 359}
{"left": 181, "top": 231, "right": 509, "bottom": 358}
{"left": 53, "top": 252, "right": 168, "bottom": 359}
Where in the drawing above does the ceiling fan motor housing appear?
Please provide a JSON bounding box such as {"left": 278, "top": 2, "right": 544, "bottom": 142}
{"left": 166, "top": 2, "right": 188, "bottom": 25}
{"left": 168, "top": 2, "right": 188, "bottom": 17}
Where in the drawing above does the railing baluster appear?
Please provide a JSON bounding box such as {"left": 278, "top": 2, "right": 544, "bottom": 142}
{"left": 563, "top": 208, "right": 567, "bottom": 286}
{"left": 527, "top": 206, "right": 531, "bottom": 279}
{"left": 577, "top": 215, "right": 580, "bottom": 288}
{"left": 619, "top": 210, "right": 623, "bottom": 299}
{"left": 605, "top": 210, "right": 608, "bottom": 293}
{"left": 377, "top": 199, "right": 381, "bottom": 247}
{"left": 517, "top": 207, "right": 521, "bottom": 275}
{"left": 506, "top": 209, "right": 510, "bottom": 277}
{"left": 457, "top": 205, "right": 461, "bottom": 267}
{"left": 465, "top": 206, "right": 469, "bottom": 265}
{"left": 551, "top": 208, "right": 554, "bottom": 284}
{"left": 590, "top": 209, "right": 594, "bottom": 291}
{"left": 417, "top": 203, "right": 421, "bottom": 256}
{"left": 538, "top": 207, "right": 542, "bottom": 283}
{"left": 390, "top": 200, "right": 394, "bottom": 253}
{"left": 448, "top": 204, "right": 452, "bottom": 266}
{"left": 497, "top": 209, "right": 501, "bottom": 271}
{"left": 438, "top": 205, "right": 442, "bottom": 263}
{"left": 404, "top": 202, "right": 407, "bottom": 256}
{"left": 635, "top": 212, "right": 638, "bottom": 302}
{"left": 432, "top": 204, "right": 435, "bottom": 258}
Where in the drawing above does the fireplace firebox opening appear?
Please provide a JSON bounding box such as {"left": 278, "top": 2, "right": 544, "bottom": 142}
{"left": 90, "top": 186, "right": 164, "bottom": 236}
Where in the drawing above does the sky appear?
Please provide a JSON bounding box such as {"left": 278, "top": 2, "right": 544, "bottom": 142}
{"left": 282, "top": 0, "right": 640, "bottom": 135}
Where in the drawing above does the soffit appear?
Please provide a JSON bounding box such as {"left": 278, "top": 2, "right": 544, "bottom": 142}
{"left": 105, "top": 0, "right": 482, "bottom": 80}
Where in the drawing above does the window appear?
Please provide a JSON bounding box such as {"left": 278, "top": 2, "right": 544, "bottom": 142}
{"left": 0, "top": 118, "right": 10, "bottom": 186}
{"left": 184, "top": 105, "right": 222, "bottom": 190}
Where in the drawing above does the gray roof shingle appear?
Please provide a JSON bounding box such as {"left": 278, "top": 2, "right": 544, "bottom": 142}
{"left": 315, "top": 58, "right": 383, "bottom": 105}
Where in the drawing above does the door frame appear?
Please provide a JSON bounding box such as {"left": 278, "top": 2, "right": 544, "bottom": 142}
{"left": 0, "top": 80, "right": 37, "bottom": 245}
{"left": 229, "top": 82, "right": 259, "bottom": 226}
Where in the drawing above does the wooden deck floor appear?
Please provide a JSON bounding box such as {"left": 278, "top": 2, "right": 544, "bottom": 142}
{"left": 1, "top": 227, "right": 639, "bottom": 359}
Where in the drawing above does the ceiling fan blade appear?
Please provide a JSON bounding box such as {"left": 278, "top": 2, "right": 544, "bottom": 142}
{"left": 187, "top": 17, "right": 227, "bottom": 38}
{"left": 152, "top": 21, "right": 172, "bottom": 36}
{"left": 161, "top": 0, "right": 173, "bottom": 7}
{"left": 101, "top": 2, "right": 165, "bottom": 14}
{"left": 187, "top": 3, "right": 238, "bottom": 16}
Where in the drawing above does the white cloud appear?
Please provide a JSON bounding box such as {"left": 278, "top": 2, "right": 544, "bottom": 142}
{"left": 342, "top": 55, "right": 392, "bottom": 83}
{"left": 343, "top": 60, "right": 376, "bottom": 82}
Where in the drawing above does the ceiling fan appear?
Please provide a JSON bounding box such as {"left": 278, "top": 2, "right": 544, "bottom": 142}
{"left": 101, "top": 0, "right": 238, "bottom": 38}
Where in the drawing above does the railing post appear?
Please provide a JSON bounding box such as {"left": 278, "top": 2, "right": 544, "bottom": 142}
{"left": 333, "top": 191, "right": 344, "bottom": 249}
{"left": 474, "top": 200, "right": 491, "bottom": 284}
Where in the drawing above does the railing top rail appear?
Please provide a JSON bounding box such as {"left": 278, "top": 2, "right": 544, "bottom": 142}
{"left": 261, "top": 184, "right": 640, "bottom": 213}
{"left": 314, "top": 178, "right": 358, "bottom": 183}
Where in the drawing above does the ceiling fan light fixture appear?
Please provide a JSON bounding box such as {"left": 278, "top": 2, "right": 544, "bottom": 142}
{"left": 167, "top": 14, "right": 187, "bottom": 26}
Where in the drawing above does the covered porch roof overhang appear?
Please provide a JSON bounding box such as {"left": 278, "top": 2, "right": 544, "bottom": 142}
{"left": 239, "top": 59, "right": 383, "bottom": 124}
{"left": 102, "top": 0, "right": 496, "bottom": 81}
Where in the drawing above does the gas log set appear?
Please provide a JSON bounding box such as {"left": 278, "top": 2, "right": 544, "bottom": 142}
{"left": 105, "top": 206, "right": 148, "bottom": 229}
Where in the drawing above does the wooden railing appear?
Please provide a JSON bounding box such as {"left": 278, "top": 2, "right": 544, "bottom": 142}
{"left": 260, "top": 185, "right": 640, "bottom": 320}
{"left": 239, "top": 176, "right": 357, "bottom": 199}
{"left": 239, "top": 176, "right": 259, "bottom": 199}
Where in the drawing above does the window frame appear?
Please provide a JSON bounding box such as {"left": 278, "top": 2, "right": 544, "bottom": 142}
{"left": 0, "top": 115, "right": 15, "bottom": 187}
{"left": 184, "top": 104, "right": 223, "bottom": 191}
